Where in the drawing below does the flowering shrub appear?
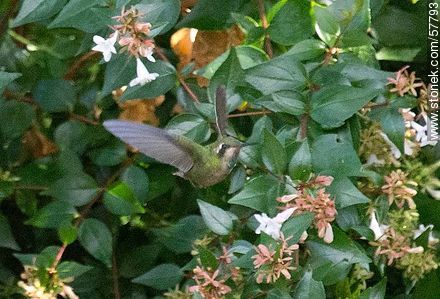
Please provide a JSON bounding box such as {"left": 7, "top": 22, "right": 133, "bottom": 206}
{"left": 0, "top": 0, "right": 438, "bottom": 298}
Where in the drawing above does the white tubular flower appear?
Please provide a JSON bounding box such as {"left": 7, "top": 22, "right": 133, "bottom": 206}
{"left": 369, "top": 210, "right": 388, "bottom": 241}
{"left": 254, "top": 208, "right": 295, "bottom": 240}
{"left": 92, "top": 32, "right": 118, "bottom": 62}
{"left": 323, "top": 223, "right": 334, "bottom": 244}
{"left": 129, "top": 58, "right": 159, "bottom": 87}
{"left": 380, "top": 132, "right": 402, "bottom": 159}
{"left": 411, "top": 113, "right": 438, "bottom": 147}
{"left": 140, "top": 46, "right": 156, "bottom": 62}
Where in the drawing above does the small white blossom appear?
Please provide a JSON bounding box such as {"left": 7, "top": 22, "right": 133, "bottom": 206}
{"left": 323, "top": 223, "right": 334, "bottom": 243}
{"left": 92, "top": 32, "right": 118, "bottom": 62}
{"left": 411, "top": 113, "right": 438, "bottom": 147}
{"left": 140, "top": 46, "right": 156, "bottom": 62}
{"left": 369, "top": 210, "right": 388, "bottom": 241}
{"left": 254, "top": 208, "right": 295, "bottom": 240}
{"left": 129, "top": 58, "right": 159, "bottom": 87}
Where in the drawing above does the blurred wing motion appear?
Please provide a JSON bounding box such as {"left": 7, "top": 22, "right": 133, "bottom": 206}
{"left": 103, "top": 120, "right": 194, "bottom": 173}
{"left": 215, "top": 85, "right": 227, "bottom": 137}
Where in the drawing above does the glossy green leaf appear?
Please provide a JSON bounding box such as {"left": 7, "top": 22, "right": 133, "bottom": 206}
{"left": 27, "top": 201, "right": 77, "bottom": 229}
{"left": 268, "top": 0, "right": 313, "bottom": 46}
{"left": 166, "top": 113, "right": 211, "bottom": 143}
{"left": 42, "top": 174, "right": 99, "bottom": 206}
{"left": 370, "top": 107, "right": 405, "bottom": 153}
{"left": 285, "top": 39, "right": 327, "bottom": 61}
{"left": 261, "top": 129, "right": 287, "bottom": 175}
{"left": 311, "top": 84, "right": 381, "bottom": 128}
{"left": 132, "top": 263, "right": 183, "bottom": 290}
{"left": 197, "top": 199, "right": 234, "bottom": 235}
{"left": 281, "top": 213, "right": 314, "bottom": 244}
{"left": 0, "top": 214, "right": 20, "bottom": 250}
{"left": 12, "top": 0, "right": 67, "bottom": 27}
{"left": 57, "top": 261, "right": 93, "bottom": 280}
{"left": 134, "top": 0, "right": 180, "bottom": 34}
{"left": 0, "top": 101, "right": 34, "bottom": 140}
{"left": 327, "top": 177, "right": 370, "bottom": 208}
{"left": 359, "top": 278, "right": 386, "bottom": 299}
{"left": 0, "top": 72, "right": 21, "bottom": 94}
{"left": 246, "top": 55, "right": 307, "bottom": 95}
{"left": 288, "top": 140, "right": 312, "bottom": 181}
{"left": 292, "top": 269, "right": 325, "bottom": 299}
{"left": 78, "top": 219, "right": 112, "bottom": 267}
{"left": 33, "top": 79, "right": 76, "bottom": 113}
{"left": 121, "top": 166, "right": 149, "bottom": 204}
{"left": 228, "top": 175, "right": 278, "bottom": 213}
{"left": 103, "top": 182, "right": 145, "bottom": 215}
{"left": 311, "top": 134, "right": 363, "bottom": 178}
{"left": 87, "top": 139, "right": 127, "bottom": 166}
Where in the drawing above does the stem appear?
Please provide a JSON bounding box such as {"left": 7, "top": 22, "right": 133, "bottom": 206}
{"left": 69, "top": 112, "right": 99, "bottom": 126}
{"left": 299, "top": 114, "right": 309, "bottom": 139}
{"left": 155, "top": 47, "right": 200, "bottom": 103}
{"left": 0, "top": 0, "right": 18, "bottom": 35}
{"left": 51, "top": 243, "right": 67, "bottom": 269}
{"left": 257, "top": 0, "right": 273, "bottom": 58}
{"left": 13, "top": 184, "right": 48, "bottom": 191}
{"left": 112, "top": 250, "right": 121, "bottom": 299}
{"left": 228, "top": 110, "right": 272, "bottom": 118}
{"left": 64, "top": 51, "right": 99, "bottom": 80}
{"left": 8, "top": 30, "right": 63, "bottom": 59}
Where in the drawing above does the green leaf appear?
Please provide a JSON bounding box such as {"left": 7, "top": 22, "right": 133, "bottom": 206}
{"left": 311, "top": 134, "right": 363, "bottom": 178}
{"left": 207, "top": 47, "right": 244, "bottom": 111}
{"left": 121, "top": 60, "right": 177, "bottom": 100}
{"left": 166, "top": 114, "right": 211, "bottom": 143}
{"left": 413, "top": 271, "right": 440, "bottom": 299}
{"left": 0, "top": 101, "right": 34, "bottom": 140}
{"left": 33, "top": 79, "right": 76, "bottom": 113}
{"left": 54, "top": 121, "right": 89, "bottom": 154}
{"left": 12, "top": 0, "right": 67, "bottom": 27}
{"left": 359, "top": 278, "right": 386, "bottom": 299}
{"left": 132, "top": 263, "right": 183, "bottom": 290}
{"left": 285, "top": 39, "right": 327, "bottom": 61}
{"left": 134, "top": 0, "right": 180, "bottom": 34}
{"left": 78, "top": 219, "right": 112, "bottom": 267}
{"left": 42, "top": 174, "right": 99, "bottom": 206}
{"left": 288, "top": 140, "right": 312, "bottom": 181}
{"left": 307, "top": 227, "right": 371, "bottom": 285}
{"left": 268, "top": 0, "right": 313, "bottom": 46}
{"left": 154, "top": 215, "right": 208, "bottom": 254}
{"left": 292, "top": 269, "right": 326, "bottom": 299}
{"left": 103, "top": 182, "right": 145, "bottom": 215}
{"left": 269, "top": 90, "right": 305, "bottom": 116}
{"left": 48, "top": 0, "right": 111, "bottom": 33}
{"left": 102, "top": 56, "right": 136, "bottom": 96}
{"left": 176, "top": 0, "right": 248, "bottom": 30}
{"left": 198, "top": 246, "right": 219, "bottom": 269}
{"left": 228, "top": 166, "right": 246, "bottom": 194}
{"left": 0, "top": 214, "right": 20, "bottom": 250}
{"left": 327, "top": 177, "right": 370, "bottom": 208}
{"left": 314, "top": 6, "right": 340, "bottom": 46}
{"left": 370, "top": 107, "right": 405, "bottom": 153}
{"left": 87, "top": 139, "right": 127, "bottom": 166}
{"left": 228, "top": 175, "right": 278, "bottom": 213}
{"left": 246, "top": 55, "right": 307, "bottom": 95}
{"left": 119, "top": 245, "right": 160, "bottom": 278}
{"left": 311, "top": 84, "right": 381, "bottom": 128}
{"left": 197, "top": 199, "right": 234, "bottom": 235}
{"left": 261, "top": 129, "right": 287, "bottom": 175}
{"left": 0, "top": 72, "right": 21, "bottom": 94}
{"left": 27, "top": 201, "right": 77, "bottom": 229}
{"left": 57, "top": 223, "right": 78, "bottom": 245}
{"left": 281, "top": 213, "right": 314, "bottom": 244}
{"left": 121, "top": 166, "right": 149, "bottom": 204}
{"left": 57, "top": 261, "right": 93, "bottom": 280}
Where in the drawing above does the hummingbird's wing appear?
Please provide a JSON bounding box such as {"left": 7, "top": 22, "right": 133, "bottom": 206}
{"left": 215, "top": 85, "right": 227, "bottom": 137}
{"left": 103, "top": 120, "right": 194, "bottom": 173}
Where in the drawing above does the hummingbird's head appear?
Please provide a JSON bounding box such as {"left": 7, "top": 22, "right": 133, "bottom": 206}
{"left": 213, "top": 137, "right": 242, "bottom": 169}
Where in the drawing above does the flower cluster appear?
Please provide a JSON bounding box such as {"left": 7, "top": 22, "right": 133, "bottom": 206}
{"left": 188, "top": 266, "right": 232, "bottom": 299}
{"left": 387, "top": 65, "right": 423, "bottom": 97}
{"left": 381, "top": 170, "right": 418, "bottom": 209}
{"left": 17, "top": 266, "right": 78, "bottom": 299}
{"left": 252, "top": 234, "right": 299, "bottom": 284}
{"left": 277, "top": 175, "right": 337, "bottom": 243}
{"left": 92, "top": 7, "right": 159, "bottom": 87}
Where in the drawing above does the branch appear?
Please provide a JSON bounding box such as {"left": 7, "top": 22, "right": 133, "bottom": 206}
{"left": 155, "top": 47, "right": 200, "bottom": 103}
{"left": 228, "top": 110, "right": 272, "bottom": 118}
{"left": 112, "top": 250, "right": 121, "bottom": 299}
{"left": 300, "top": 114, "right": 309, "bottom": 139}
{"left": 257, "top": 0, "right": 273, "bottom": 58}
{"left": 69, "top": 112, "right": 99, "bottom": 126}
{"left": 64, "top": 51, "right": 100, "bottom": 81}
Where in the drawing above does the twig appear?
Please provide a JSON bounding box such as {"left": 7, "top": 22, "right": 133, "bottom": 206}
{"left": 69, "top": 112, "right": 99, "bottom": 126}
{"left": 64, "top": 51, "right": 100, "bottom": 80}
{"left": 364, "top": 102, "right": 390, "bottom": 109}
{"left": 155, "top": 47, "right": 200, "bottom": 103}
{"left": 51, "top": 244, "right": 67, "bottom": 269}
{"left": 257, "top": 0, "right": 273, "bottom": 58}
{"left": 13, "top": 184, "right": 48, "bottom": 191}
{"left": 300, "top": 114, "right": 309, "bottom": 139}
{"left": 228, "top": 110, "right": 272, "bottom": 118}
{"left": 112, "top": 250, "right": 121, "bottom": 299}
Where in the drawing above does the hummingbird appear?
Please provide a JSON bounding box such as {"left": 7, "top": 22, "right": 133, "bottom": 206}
{"left": 103, "top": 86, "right": 242, "bottom": 188}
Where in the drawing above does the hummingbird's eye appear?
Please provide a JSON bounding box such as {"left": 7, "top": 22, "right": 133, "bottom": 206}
{"left": 216, "top": 143, "right": 230, "bottom": 156}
